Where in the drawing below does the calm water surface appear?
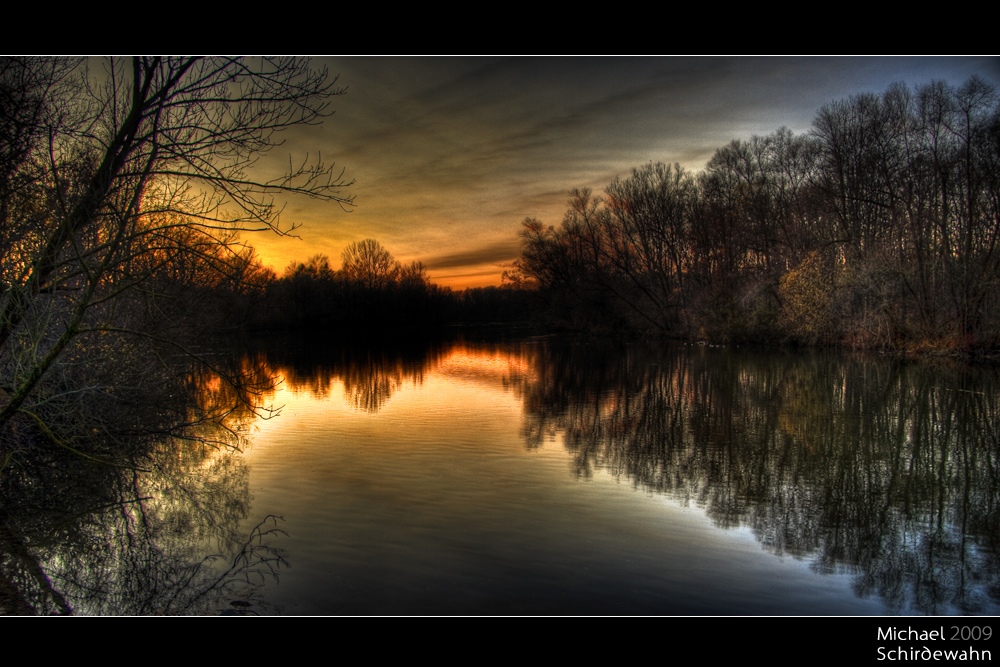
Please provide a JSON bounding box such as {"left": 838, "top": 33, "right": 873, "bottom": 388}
{"left": 230, "top": 334, "right": 1000, "bottom": 615}
{"left": 6, "top": 333, "right": 999, "bottom": 615}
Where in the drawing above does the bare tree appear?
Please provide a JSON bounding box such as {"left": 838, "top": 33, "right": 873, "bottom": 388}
{"left": 603, "top": 162, "right": 700, "bottom": 331}
{"left": 340, "top": 239, "right": 400, "bottom": 291}
{"left": 0, "top": 57, "right": 353, "bottom": 438}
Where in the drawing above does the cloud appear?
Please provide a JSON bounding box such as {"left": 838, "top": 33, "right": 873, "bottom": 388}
{"left": 256, "top": 57, "right": 1000, "bottom": 290}
{"left": 423, "top": 239, "right": 521, "bottom": 270}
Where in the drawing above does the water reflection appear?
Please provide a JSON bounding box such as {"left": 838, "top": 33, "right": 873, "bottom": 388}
{"left": 507, "top": 339, "right": 1000, "bottom": 614}
{"left": 7, "top": 333, "right": 998, "bottom": 614}
{"left": 260, "top": 333, "right": 450, "bottom": 410}
{"left": 0, "top": 354, "right": 284, "bottom": 615}
{"left": 253, "top": 334, "right": 1000, "bottom": 614}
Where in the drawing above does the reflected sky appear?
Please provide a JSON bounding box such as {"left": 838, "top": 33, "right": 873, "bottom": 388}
{"left": 6, "top": 328, "right": 996, "bottom": 613}
{"left": 235, "top": 336, "right": 1000, "bottom": 615}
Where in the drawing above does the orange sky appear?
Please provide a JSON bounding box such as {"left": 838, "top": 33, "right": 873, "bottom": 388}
{"left": 245, "top": 57, "right": 999, "bottom": 290}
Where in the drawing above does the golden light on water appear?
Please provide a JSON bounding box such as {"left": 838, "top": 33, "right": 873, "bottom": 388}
{"left": 437, "top": 345, "right": 533, "bottom": 384}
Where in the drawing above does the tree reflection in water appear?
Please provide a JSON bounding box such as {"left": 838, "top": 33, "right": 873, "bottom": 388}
{"left": 8, "top": 332, "right": 997, "bottom": 614}
{"left": 507, "top": 338, "right": 1000, "bottom": 614}
{"left": 260, "top": 332, "right": 451, "bottom": 412}
{"left": 252, "top": 332, "right": 1000, "bottom": 614}
{"left": 0, "top": 352, "right": 285, "bottom": 615}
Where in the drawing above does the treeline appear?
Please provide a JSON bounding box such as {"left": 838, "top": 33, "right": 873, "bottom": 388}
{"left": 249, "top": 239, "right": 534, "bottom": 331}
{"left": 256, "top": 241, "right": 447, "bottom": 329}
{"left": 505, "top": 77, "right": 1000, "bottom": 351}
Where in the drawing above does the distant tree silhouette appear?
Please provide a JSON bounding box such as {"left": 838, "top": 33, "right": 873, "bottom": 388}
{"left": 340, "top": 239, "right": 400, "bottom": 291}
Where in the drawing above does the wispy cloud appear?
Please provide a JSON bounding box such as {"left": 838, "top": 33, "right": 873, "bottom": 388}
{"left": 257, "top": 57, "right": 998, "bottom": 289}
{"left": 424, "top": 240, "right": 521, "bottom": 271}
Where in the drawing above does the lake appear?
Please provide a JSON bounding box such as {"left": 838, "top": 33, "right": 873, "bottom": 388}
{"left": 5, "top": 331, "right": 999, "bottom": 615}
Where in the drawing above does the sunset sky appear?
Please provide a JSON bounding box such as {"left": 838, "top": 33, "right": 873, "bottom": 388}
{"left": 252, "top": 56, "right": 1000, "bottom": 290}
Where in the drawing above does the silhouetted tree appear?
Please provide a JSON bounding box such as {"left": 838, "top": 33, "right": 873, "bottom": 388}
{"left": 508, "top": 77, "right": 1000, "bottom": 349}
{"left": 0, "top": 56, "right": 352, "bottom": 447}
{"left": 340, "top": 239, "right": 400, "bottom": 291}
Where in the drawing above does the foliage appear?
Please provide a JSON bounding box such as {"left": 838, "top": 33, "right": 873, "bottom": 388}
{"left": 778, "top": 252, "right": 835, "bottom": 344}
